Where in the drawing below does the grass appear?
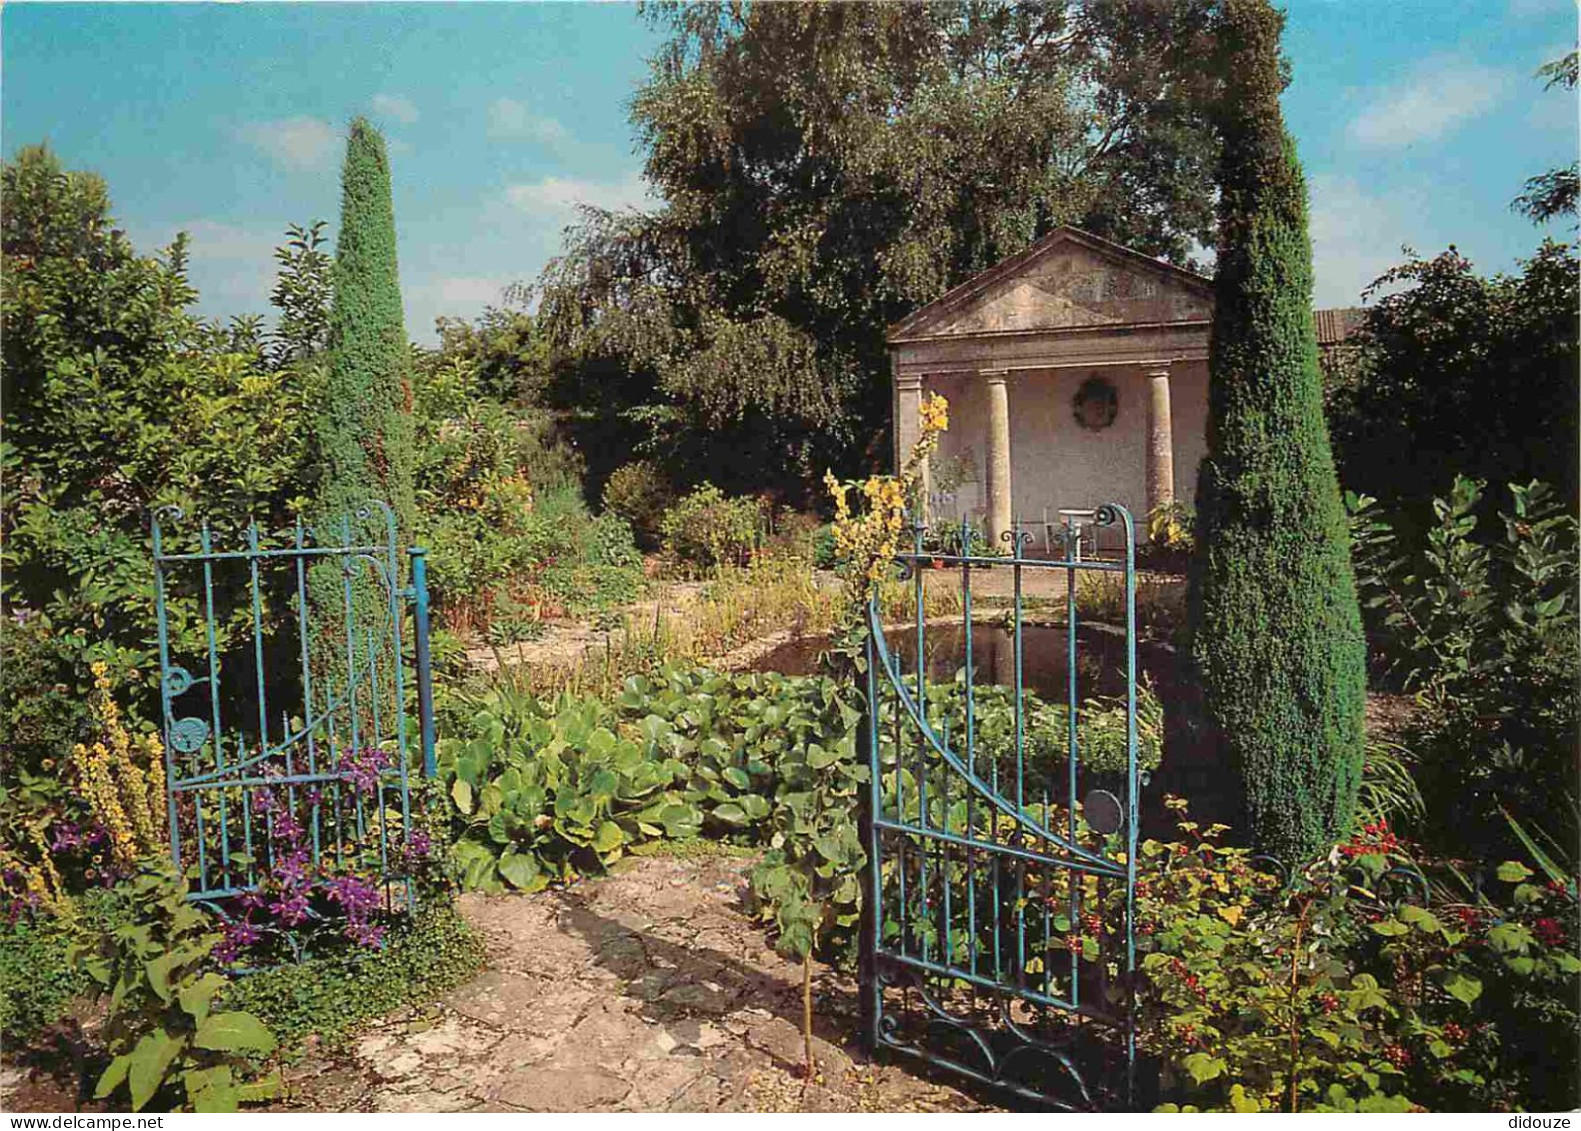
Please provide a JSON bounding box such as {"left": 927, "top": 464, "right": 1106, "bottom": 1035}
{"left": 464, "top": 551, "right": 967, "bottom": 699}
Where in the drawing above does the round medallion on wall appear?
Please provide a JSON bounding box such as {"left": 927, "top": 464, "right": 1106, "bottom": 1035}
{"left": 1073, "top": 376, "right": 1119, "bottom": 431}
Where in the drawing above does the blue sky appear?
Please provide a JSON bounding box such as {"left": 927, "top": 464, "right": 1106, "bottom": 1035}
{"left": 4, "top": 1, "right": 1575, "bottom": 342}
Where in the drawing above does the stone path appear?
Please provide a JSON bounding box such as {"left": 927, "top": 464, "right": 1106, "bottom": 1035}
{"left": 278, "top": 852, "right": 991, "bottom": 1113}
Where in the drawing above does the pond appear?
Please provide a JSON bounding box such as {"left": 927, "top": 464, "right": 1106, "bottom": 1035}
{"left": 753, "top": 621, "right": 1240, "bottom": 840}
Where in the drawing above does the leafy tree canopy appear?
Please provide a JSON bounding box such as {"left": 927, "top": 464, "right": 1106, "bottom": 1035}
{"left": 1513, "top": 51, "right": 1577, "bottom": 227}
{"left": 1326, "top": 240, "right": 1579, "bottom": 521}
{"left": 537, "top": 0, "right": 1222, "bottom": 500}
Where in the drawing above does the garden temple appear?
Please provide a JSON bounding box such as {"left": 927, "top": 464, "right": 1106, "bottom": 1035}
{"left": 887, "top": 225, "right": 1359, "bottom": 546}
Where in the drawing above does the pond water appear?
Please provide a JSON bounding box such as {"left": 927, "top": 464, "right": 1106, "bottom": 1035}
{"left": 753, "top": 621, "right": 1241, "bottom": 840}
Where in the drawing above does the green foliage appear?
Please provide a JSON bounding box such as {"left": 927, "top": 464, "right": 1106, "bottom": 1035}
{"left": 1145, "top": 500, "right": 1196, "bottom": 561}
{"left": 311, "top": 118, "right": 415, "bottom": 700}
{"left": 1326, "top": 243, "right": 1578, "bottom": 519}
{"left": 912, "top": 676, "right": 1164, "bottom": 778}
{"left": 431, "top": 301, "right": 552, "bottom": 404}
{"left": 67, "top": 865, "right": 279, "bottom": 1112}
{"left": 437, "top": 666, "right": 856, "bottom": 895}
{"left": 601, "top": 459, "right": 676, "bottom": 551}
{"left": 659, "top": 484, "right": 766, "bottom": 574}
{"left": 1136, "top": 802, "right": 1580, "bottom": 1112}
{"left": 221, "top": 903, "right": 485, "bottom": 1052}
{"left": 439, "top": 663, "right": 1160, "bottom": 962}
{"left": 0, "top": 915, "right": 88, "bottom": 1042}
{"left": 1348, "top": 478, "right": 1578, "bottom": 857}
{"left": 315, "top": 117, "right": 416, "bottom": 544}
{"left": 1186, "top": 1, "right": 1366, "bottom": 860}
{"left": 538, "top": 2, "right": 1220, "bottom": 498}
{"left": 1, "top": 145, "right": 314, "bottom": 730}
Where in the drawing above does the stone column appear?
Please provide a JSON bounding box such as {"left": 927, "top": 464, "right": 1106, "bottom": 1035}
{"left": 1145, "top": 364, "right": 1175, "bottom": 520}
{"left": 984, "top": 370, "right": 1013, "bottom": 548}
{"left": 894, "top": 373, "right": 923, "bottom": 472}
{"left": 894, "top": 373, "right": 930, "bottom": 518}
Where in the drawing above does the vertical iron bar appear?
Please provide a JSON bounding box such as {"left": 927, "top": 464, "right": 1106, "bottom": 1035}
{"left": 961, "top": 518, "right": 977, "bottom": 978}
{"left": 294, "top": 518, "right": 322, "bottom": 869}
{"left": 151, "top": 513, "right": 181, "bottom": 870}
{"left": 1013, "top": 535, "right": 1026, "bottom": 984}
{"left": 247, "top": 521, "right": 269, "bottom": 755}
{"left": 369, "top": 629, "right": 391, "bottom": 890}
{"left": 200, "top": 523, "right": 230, "bottom": 886}
{"left": 340, "top": 518, "right": 366, "bottom": 844}
{"left": 1068, "top": 524, "right": 1081, "bottom": 1004}
{"left": 1123, "top": 508, "right": 1139, "bottom": 1108}
{"left": 410, "top": 547, "right": 437, "bottom": 778}
{"left": 859, "top": 615, "right": 882, "bottom": 1051}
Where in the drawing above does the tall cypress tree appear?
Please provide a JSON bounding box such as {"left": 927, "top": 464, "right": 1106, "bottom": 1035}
{"left": 311, "top": 119, "right": 415, "bottom": 707}
{"left": 1186, "top": 0, "right": 1367, "bottom": 861}
{"left": 316, "top": 117, "right": 415, "bottom": 542}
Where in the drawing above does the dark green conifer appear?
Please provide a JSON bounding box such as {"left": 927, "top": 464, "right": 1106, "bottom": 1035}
{"left": 316, "top": 117, "right": 415, "bottom": 541}
{"left": 311, "top": 118, "right": 415, "bottom": 702}
{"left": 1186, "top": 0, "right": 1367, "bottom": 860}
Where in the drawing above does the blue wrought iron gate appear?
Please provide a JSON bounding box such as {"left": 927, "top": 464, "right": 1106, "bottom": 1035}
{"left": 858, "top": 505, "right": 1140, "bottom": 1109}
{"left": 151, "top": 501, "right": 437, "bottom": 912}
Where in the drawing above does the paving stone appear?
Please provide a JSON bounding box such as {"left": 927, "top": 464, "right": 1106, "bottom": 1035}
{"left": 444, "top": 970, "right": 552, "bottom": 1029}
{"left": 494, "top": 1067, "right": 632, "bottom": 1111}
{"left": 274, "top": 856, "right": 985, "bottom": 1113}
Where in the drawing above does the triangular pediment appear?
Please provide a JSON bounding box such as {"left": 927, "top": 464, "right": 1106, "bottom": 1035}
{"left": 888, "top": 227, "right": 1213, "bottom": 341}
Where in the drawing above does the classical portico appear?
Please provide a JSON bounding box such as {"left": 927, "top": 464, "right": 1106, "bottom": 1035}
{"left": 886, "top": 226, "right": 1214, "bottom": 546}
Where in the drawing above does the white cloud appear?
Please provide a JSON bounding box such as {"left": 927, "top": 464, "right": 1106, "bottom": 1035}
{"left": 179, "top": 220, "right": 286, "bottom": 265}
{"left": 434, "top": 276, "right": 509, "bottom": 308}
{"left": 371, "top": 93, "right": 419, "bottom": 125}
{"left": 504, "top": 173, "right": 652, "bottom": 216}
{"left": 489, "top": 97, "right": 569, "bottom": 145}
{"left": 1306, "top": 175, "right": 1419, "bottom": 308}
{"left": 237, "top": 116, "right": 338, "bottom": 172}
{"left": 1347, "top": 56, "right": 1513, "bottom": 149}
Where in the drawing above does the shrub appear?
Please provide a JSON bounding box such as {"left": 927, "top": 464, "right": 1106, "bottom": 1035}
{"left": 587, "top": 511, "right": 642, "bottom": 569}
{"left": 1349, "top": 478, "right": 1578, "bottom": 857}
{"left": 1136, "top": 800, "right": 1580, "bottom": 1112}
{"left": 0, "top": 915, "right": 87, "bottom": 1043}
{"left": 221, "top": 903, "right": 484, "bottom": 1052}
{"left": 69, "top": 864, "right": 280, "bottom": 1112}
{"left": 1186, "top": 1, "right": 1366, "bottom": 860}
{"left": 659, "top": 483, "right": 765, "bottom": 573}
{"left": 602, "top": 459, "right": 675, "bottom": 550}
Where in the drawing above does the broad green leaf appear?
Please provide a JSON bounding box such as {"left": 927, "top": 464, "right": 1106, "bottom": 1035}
{"left": 194, "top": 1011, "right": 277, "bottom": 1055}
{"left": 1440, "top": 970, "right": 1482, "bottom": 1005}
{"left": 184, "top": 1065, "right": 238, "bottom": 1113}
{"left": 179, "top": 972, "right": 228, "bottom": 1023}
{"left": 237, "top": 1071, "right": 282, "bottom": 1103}
{"left": 1496, "top": 860, "right": 1534, "bottom": 883}
{"left": 498, "top": 851, "right": 541, "bottom": 890}
{"left": 712, "top": 802, "right": 748, "bottom": 826}
{"left": 1398, "top": 904, "right": 1442, "bottom": 933}
{"left": 95, "top": 1053, "right": 133, "bottom": 1100}
{"left": 451, "top": 778, "right": 474, "bottom": 815}
{"left": 128, "top": 1028, "right": 183, "bottom": 1111}
{"left": 1180, "top": 1052, "right": 1225, "bottom": 1084}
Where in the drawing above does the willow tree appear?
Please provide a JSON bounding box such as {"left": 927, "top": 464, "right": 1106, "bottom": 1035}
{"left": 1185, "top": 0, "right": 1366, "bottom": 860}
{"left": 537, "top": 1, "right": 1221, "bottom": 500}
{"left": 311, "top": 118, "right": 415, "bottom": 701}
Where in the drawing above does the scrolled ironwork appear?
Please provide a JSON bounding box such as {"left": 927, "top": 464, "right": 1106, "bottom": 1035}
{"left": 860, "top": 502, "right": 1140, "bottom": 1108}
{"left": 167, "top": 717, "right": 211, "bottom": 755}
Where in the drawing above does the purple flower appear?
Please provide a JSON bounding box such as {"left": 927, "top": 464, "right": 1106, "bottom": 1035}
{"left": 341, "top": 746, "right": 395, "bottom": 797}
{"left": 404, "top": 828, "right": 434, "bottom": 863}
